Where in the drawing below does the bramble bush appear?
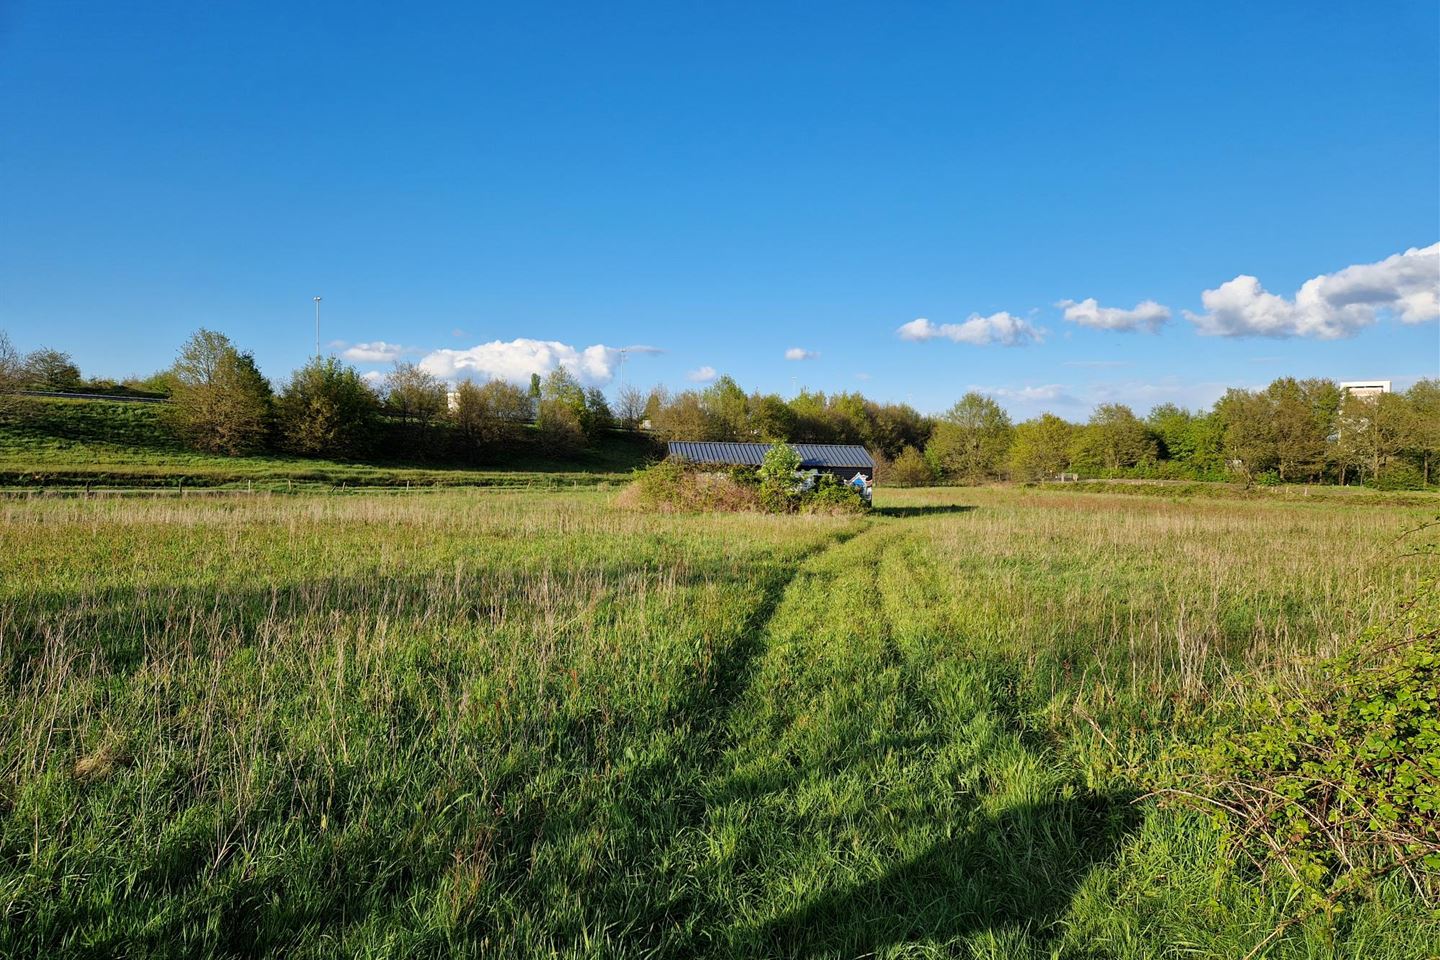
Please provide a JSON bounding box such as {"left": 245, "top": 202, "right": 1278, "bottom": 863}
{"left": 1166, "top": 524, "right": 1440, "bottom": 911}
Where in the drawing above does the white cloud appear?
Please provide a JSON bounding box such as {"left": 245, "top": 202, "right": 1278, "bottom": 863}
{"left": 784, "top": 347, "right": 818, "bottom": 361}
{"left": 972, "top": 383, "right": 1077, "bottom": 404}
{"left": 361, "top": 370, "right": 385, "bottom": 385}
{"left": 687, "top": 365, "right": 718, "bottom": 383}
{"left": 897, "top": 313, "right": 1044, "bottom": 347}
{"left": 1184, "top": 242, "right": 1440, "bottom": 338}
{"left": 418, "top": 338, "right": 640, "bottom": 388}
{"left": 1058, "top": 297, "right": 1170, "bottom": 333}
{"left": 342, "top": 341, "right": 418, "bottom": 363}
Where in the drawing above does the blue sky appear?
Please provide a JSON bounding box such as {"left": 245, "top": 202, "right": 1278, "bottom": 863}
{"left": 2, "top": 1, "right": 1437, "bottom": 417}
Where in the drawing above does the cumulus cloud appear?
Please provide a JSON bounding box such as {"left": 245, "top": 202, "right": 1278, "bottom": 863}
{"left": 418, "top": 338, "right": 641, "bottom": 388}
{"left": 687, "top": 365, "right": 718, "bottom": 383}
{"left": 784, "top": 347, "right": 817, "bottom": 361}
{"left": 1184, "top": 242, "right": 1440, "bottom": 338}
{"left": 342, "top": 341, "right": 418, "bottom": 363}
{"left": 896, "top": 313, "right": 1044, "bottom": 347}
{"left": 1058, "top": 297, "right": 1170, "bottom": 333}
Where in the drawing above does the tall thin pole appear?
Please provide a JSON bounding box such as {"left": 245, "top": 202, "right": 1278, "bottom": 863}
{"left": 313, "top": 296, "right": 322, "bottom": 357}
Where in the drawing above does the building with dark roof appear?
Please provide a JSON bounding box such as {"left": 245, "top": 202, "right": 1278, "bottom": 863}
{"left": 666, "top": 441, "right": 875, "bottom": 482}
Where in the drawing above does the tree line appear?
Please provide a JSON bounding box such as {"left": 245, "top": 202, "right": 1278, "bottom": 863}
{"left": 2, "top": 328, "right": 1436, "bottom": 486}
{"left": 630, "top": 374, "right": 1439, "bottom": 489}
{"left": 0, "top": 329, "right": 615, "bottom": 461}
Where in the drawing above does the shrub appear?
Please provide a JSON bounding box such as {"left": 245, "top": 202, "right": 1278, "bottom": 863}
{"left": 276, "top": 357, "right": 381, "bottom": 458}
{"left": 619, "top": 458, "right": 761, "bottom": 513}
{"left": 758, "top": 442, "right": 803, "bottom": 512}
{"left": 1167, "top": 545, "right": 1440, "bottom": 910}
{"left": 801, "top": 473, "right": 868, "bottom": 515}
{"left": 167, "top": 329, "right": 273, "bottom": 456}
{"left": 888, "top": 445, "right": 935, "bottom": 487}
{"left": 623, "top": 453, "right": 868, "bottom": 516}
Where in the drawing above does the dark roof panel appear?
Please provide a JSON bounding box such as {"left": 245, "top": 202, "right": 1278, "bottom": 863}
{"left": 667, "top": 441, "right": 874, "bottom": 469}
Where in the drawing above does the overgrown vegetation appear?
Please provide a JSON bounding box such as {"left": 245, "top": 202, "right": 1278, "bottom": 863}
{"left": 2, "top": 484, "right": 1435, "bottom": 957}
{"left": 622, "top": 444, "right": 868, "bottom": 515}
{"left": 1165, "top": 530, "right": 1440, "bottom": 921}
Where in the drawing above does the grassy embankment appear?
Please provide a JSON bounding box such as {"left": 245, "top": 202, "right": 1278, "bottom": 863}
{"left": 0, "top": 396, "right": 654, "bottom": 490}
{"left": 2, "top": 483, "right": 1436, "bottom": 958}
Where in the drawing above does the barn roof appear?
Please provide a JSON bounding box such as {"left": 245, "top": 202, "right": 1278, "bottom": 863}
{"left": 666, "top": 441, "right": 874, "bottom": 469}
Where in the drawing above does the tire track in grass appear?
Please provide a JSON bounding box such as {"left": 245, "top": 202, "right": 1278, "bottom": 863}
{"left": 670, "top": 515, "right": 1134, "bottom": 959}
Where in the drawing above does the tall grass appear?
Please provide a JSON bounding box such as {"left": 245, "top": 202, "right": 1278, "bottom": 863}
{"left": 0, "top": 485, "right": 1434, "bottom": 957}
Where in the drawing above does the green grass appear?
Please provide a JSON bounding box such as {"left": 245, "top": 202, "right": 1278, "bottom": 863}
{"left": 0, "top": 397, "right": 656, "bottom": 489}
{"left": 1, "top": 485, "right": 1436, "bottom": 958}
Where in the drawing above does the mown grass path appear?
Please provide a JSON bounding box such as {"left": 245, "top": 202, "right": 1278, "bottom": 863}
{"left": 663, "top": 513, "right": 1131, "bottom": 959}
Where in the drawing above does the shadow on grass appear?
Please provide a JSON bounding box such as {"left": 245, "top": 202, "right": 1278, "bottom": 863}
{"left": 741, "top": 792, "right": 1137, "bottom": 958}
{"left": 873, "top": 503, "right": 977, "bottom": 518}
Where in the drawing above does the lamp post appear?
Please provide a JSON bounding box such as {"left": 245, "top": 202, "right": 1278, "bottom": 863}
{"left": 313, "top": 296, "right": 322, "bottom": 357}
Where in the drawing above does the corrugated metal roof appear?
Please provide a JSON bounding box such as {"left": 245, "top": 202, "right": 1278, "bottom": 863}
{"left": 667, "top": 441, "right": 874, "bottom": 469}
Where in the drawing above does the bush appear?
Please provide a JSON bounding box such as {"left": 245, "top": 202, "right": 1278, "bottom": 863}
{"left": 801, "top": 473, "right": 868, "bottom": 515}
{"left": 276, "top": 358, "right": 381, "bottom": 458}
{"left": 1167, "top": 547, "right": 1440, "bottom": 910}
{"left": 888, "top": 445, "right": 935, "bottom": 487}
{"left": 758, "top": 442, "right": 803, "bottom": 512}
{"left": 623, "top": 453, "right": 868, "bottom": 516}
{"left": 1368, "top": 462, "right": 1427, "bottom": 491}
{"left": 167, "top": 329, "right": 273, "bottom": 456}
{"left": 619, "top": 458, "right": 762, "bottom": 513}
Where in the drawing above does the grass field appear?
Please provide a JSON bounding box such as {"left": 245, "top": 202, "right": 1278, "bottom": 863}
{"left": 2, "top": 484, "right": 1437, "bottom": 958}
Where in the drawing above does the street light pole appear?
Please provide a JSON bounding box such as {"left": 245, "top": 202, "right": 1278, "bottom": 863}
{"left": 313, "top": 296, "right": 322, "bottom": 357}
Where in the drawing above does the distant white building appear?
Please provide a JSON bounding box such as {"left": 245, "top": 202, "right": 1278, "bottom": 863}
{"left": 1339, "top": 380, "right": 1391, "bottom": 399}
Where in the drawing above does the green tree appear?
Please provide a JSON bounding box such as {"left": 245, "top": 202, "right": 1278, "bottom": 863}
{"left": 787, "top": 389, "right": 833, "bottom": 442}
{"left": 615, "top": 385, "right": 647, "bottom": 430}
{"left": 869, "top": 402, "right": 932, "bottom": 460}
{"left": 537, "top": 368, "right": 590, "bottom": 454}
{"left": 1009, "top": 413, "right": 1075, "bottom": 481}
{"left": 888, "top": 445, "right": 936, "bottom": 487}
{"left": 0, "top": 331, "right": 24, "bottom": 415}
{"left": 1335, "top": 391, "right": 1417, "bottom": 484}
{"left": 383, "top": 362, "right": 447, "bottom": 426}
{"left": 926, "top": 392, "right": 1014, "bottom": 482}
{"left": 167, "top": 329, "right": 274, "bottom": 456}
{"left": 650, "top": 390, "right": 718, "bottom": 441}
{"left": 453, "top": 379, "right": 531, "bottom": 449}
{"left": 23, "top": 348, "right": 82, "bottom": 391}
{"left": 276, "top": 357, "right": 380, "bottom": 458}
{"left": 1216, "top": 388, "right": 1275, "bottom": 481}
{"left": 583, "top": 387, "right": 614, "bottom": 439}
{"left": 1264, "top": 377, "right": 1334, "bottom": 482}
{"left": 748, "top": 392, "right": 797, "bottom": 441}
{"left": 1405, "top": 379, "right": 1440, "bottom": 485}
{"left": 758, "top": 442, "right": 803, "bottom": 511}
{"left": 1070, "top": 404, "right": 1156, "bottom": 472}
{"left": 1146, "top": 404, "right": 1193, "bottom": 461}
{"left": 701, "top": 375, "right": 749, "bottom": 440}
